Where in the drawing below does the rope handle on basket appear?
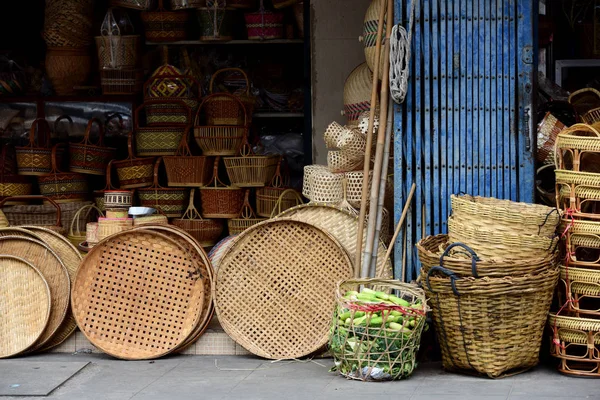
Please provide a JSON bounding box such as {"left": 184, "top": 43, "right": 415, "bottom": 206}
{"left": 209, "top": 68, "right": 251, "bottom": 96}
{"left": 195, "top": 92, "right": 248, "bottom": 127}
{"left": 80, "top": 118, "right": 105, "bottom": 146}
{"left": 175, "top": 128, "right": 193, "bottom": 157}
{"left": 150, "top": 157, "right": 166, "bottom": 189}
{"left": 238, "top": 189, "right": 257, "bottom": 219}
{"left": 181, "top": 188, "right": 203, "bottom": 220}
{"left": 206, "top": 156, "right": 228, "bottom": 188}
{"left": 69, "top": 204, "right": 104, "bottom": 237}
{"left": 49, "top": 143, "right": 67, "bottom": 174}
{"left": 124, "top": 131, "right": 137, "bottom": 160}
{"left": 440, "top": 242, "right": 480, "bottom": 278}
{"left": 103, "top": 159, "right": 117, "bottom": 190}
{"left": 425, "top": 266, "right": 461, "bottom": 296}
{"left": 538, "top": 208, "right": 560, "bottom": 235}
{"left": 269, "top": 188, "right": 303, "bottom": 218}
{"left": 143, "top": 74, "right": 201, "bottom": 100}
{"left": 27, "top": 118, "right": 52, "bottom": 148}
{"left": 53, "top": 115, "right": 73, "bottom": 141}
{"left": 135, "top": 99, "right": 192, "bottom": 129}
{"left": 0, "top": 195, "right": 62, "bottom": 227}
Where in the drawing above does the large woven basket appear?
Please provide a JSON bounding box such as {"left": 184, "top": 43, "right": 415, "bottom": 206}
{"left": 223, "top": 146, "right": 279, "bottom": 188}
{"left": 113, "top": 132, "right": 155, "bottom": 189}
{"left": 163, "top": 131, "right": 213, "bottom": 187}
{"left": 141, "top": 0, "right": 190, "bottom": 42}
{"left": 15, "top": 119, "right": 62, "bottom": 176}
{"left": 0, "top": 195, "right": 65, "bottom": 234}
{"left": 144, "top": 75, "right": 199, "bottom": 125}
{"left": 138, "top": 157, "right": 188, "bottom": 217}
{"left": 199, "top": 158, "right": 244, "bottom": 218}
{"left": 450, "top": 194, "right": 559, "bottom": 238}
{"left": 206, "top": 68, "right": 255, "bottom": 125}
{"left": 135, "top": 101, "right": 190, "bottom": 157}
{"left": 424, "top": 264, "right": 559, "bottom": 378}
{"left": 343, "top": 63, "right": 375, "bottom": 122}
{"left": 172, "top": 188, "right": 224, "bottom": 247}
{"left": 69, "top": 118, "right": 116, "bottom": 176}
{"left": 38, "top": 145, "right": 89, "bottom": 204}
{"left": 227, "top": 190, "right": 266, "bottom": 235}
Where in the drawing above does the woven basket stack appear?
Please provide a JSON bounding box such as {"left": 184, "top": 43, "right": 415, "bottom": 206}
{"left": 417, "top": 194, "right": 560, "bottom": 378}
{"left": 551, "top": 122, "right": 600, "bottom": 377}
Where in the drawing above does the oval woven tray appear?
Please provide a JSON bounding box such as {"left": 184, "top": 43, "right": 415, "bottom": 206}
{"left": 0, "top": 255, "right": 51, "bottom": 358}
{"left": 214, "top": 219, "right": 353, "bottom": 359}
{"left": 72, "top": 229, "right": 205, "bottom": 360}
{"left": 275, "top": 203, "right": 393, "bottom": 278}
{"left": 0, "top": 236, "right": 70, "bottom": 351}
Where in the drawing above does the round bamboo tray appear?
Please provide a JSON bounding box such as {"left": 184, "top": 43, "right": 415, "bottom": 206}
{"left": 214, "top": 219, "right": 353, "bottom": 359}
{"left": 0, "top": 255, "right": 51, "bottom": 358}
{"left": 72, "top": 229, "right": 205, "bottom": 360}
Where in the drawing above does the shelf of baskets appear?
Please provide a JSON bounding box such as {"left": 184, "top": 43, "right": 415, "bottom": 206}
{"left": 146, "top": 39, "right": 304, "bottom": 46}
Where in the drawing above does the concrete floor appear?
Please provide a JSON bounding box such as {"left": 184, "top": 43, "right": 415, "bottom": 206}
{"left": 0, "top": 354, "right": 597, "bottom": 400}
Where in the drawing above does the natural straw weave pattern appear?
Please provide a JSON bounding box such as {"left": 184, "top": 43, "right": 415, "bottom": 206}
{"left": 559, "top": 265, "right": 600, "bottom": 317}
{"left": 72, "top": 230, "right": 205, "bottom": 360}
{"left": 0, "top": 236, "right": 69, "bottom": 351}
{"left": 172, "top": 189, "right": 223, "bottom": 247}
{"left": 214, "top": 220, "right": 353, "bottom": 359}
{"left": 324, "top": 122, "right": 346, "bottom": 149}
{"left": 0, "top": 255, "right": 51, "bottom": 358}
{"left": 548, "top": 313, "right": 600, "bottom": 376}
{"left": 223, "top": 155, "right": 279, "bottom": 188}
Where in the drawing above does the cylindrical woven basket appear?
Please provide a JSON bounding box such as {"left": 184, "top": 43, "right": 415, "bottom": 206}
{"left": 95, "top": 35, "right": 140, "bottom": 69}
{"left": 97, "top": 217, "right": 133, "bottom": 241}
{"left": 135, "top": 102, "right": 190, "bottom": 157}
{"left": 244, "top": 8, "right": 284, "bottom": 40}
{"left": 343, "top": 63, "right": 375, "bottom": 122}
{"left": 447, "top": 216, "right": 558, "bottom": 260}
{"left": 86, "top": 222, "right": 99, "bottom": 246}
{"left": 0, "top": 195, "right": 65, "bottom": 234}
{"left": 38, "top": 145, "right": 89, "bottom": 204}
{"left": 113, "top": 132, "right": 155, "bottom": 189}
{"left": 330, "top": 278, "right": 428, "bottom": 381}
{"left": 199, "top": 158, "right": 244, "bottom": 218}
{"left": 15, "top": 119, "right": 62, "bottom": 176}
{"left": 302, "top": 165, "right": 344, "bottom": 204}
{"left": 424, "top": 264, "right": 559, "bottom": 378}
{"left": 256, "top": 162, "right": 303, "bottom": 218}
{"left": 163, "top": 131, "right": 214, "bottom": 187}
{"left": 223, "top": 145, "right": 280, "bottom": 188}
{"left": 417, "top": 235, "right": 558, "bottom": 278}
{"left": 197, "top": 6, "right": 235, "bottom": 41}
{"left": 141, "top": 0, "right": 190, "bottom": 42}
{"left": 133, "top": 214, "right": 169, "bottom": 226}
{"left": 104, "top": 190, "right": 133, "bottom": 209}
{"left": 45, "top": 47, "right": 91, "bottom": 96}
{"left": 227, "top": 190, "right": 266, "bottom": 235}
{"left": 172, "top": 189, "right": 224, "bottom": 247}
{"left": 205, "top": 68, "right": 255, "bottom": 125}
{"left": 68, "top": 204, "right": 104, "bottom": 248}
{"left": 137, "top": 157, "right": 189, "bottom": 218}
{"left": 450, "top": 194, "right": 559, "bottom": 238}
{"left": 69, "top": 118, "right": 116, "bottom": 176}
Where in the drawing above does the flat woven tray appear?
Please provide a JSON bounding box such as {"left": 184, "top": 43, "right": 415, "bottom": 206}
{"left": 214, "top": 219, "right": 353, "bottom": 359}
{"left": 275, "top": 203, "right": 393, "bottom": 278}
{"left": 20, "top": 226, "right": 82, "bottom": 351}
{"left": 0, "top": 236, "right": 69, "bottom": 351}
{"left": 0, "top": 255, "right": 51, "bottom": 358}
{"left": 72, "top": 229, "right": 205, "bottom": 360}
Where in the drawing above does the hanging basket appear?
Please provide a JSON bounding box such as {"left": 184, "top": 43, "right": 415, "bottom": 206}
{"left": 172, "top": 188, "right": 224, "bottom": 247}
{"left": 206, "top": 68, "right": 255, "bottom": 125}
{"left": 137, "top": 157, "right": 188, "bottom": 217}
{"left": 0, "top": 195, "right": 65, "bottom": 234}
{"left": 69, "top": 118, "right": 116, "bottom": 175}
{"left": 113, "top": 132, "right": 155, "bottom": 189}
{"left": 16, "top": 119, "right": 64, "bottom": 176}
{"left": 38, "top": 145, "right": 89, "bottom": 204}
{"left": 223, "top": 143, "right": 280, "bottom": 188}
{"left": 199, "top": 157, "right": 244, "bottom": 218}
{"left": 227, "top": 190, "right": 267, "bottom": 235}
{"left": 141, "top": 0, "right": 190, "bottom": 42}
{"left": 135, "top": 100, "right": 190, "bottom": 156}
{"left": 163, "top": 130, "right": 214, "bottom": 187}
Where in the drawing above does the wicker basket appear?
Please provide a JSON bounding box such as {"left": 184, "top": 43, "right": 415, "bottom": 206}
{"left": 548, "top": 314, "right": 600, "bottom": 377}
{"left": 344, "top": 63, "right": 375, "bottom": 122}
{"left": 106, "top": 209, "right": 128, "bottom": 218}
{"left": 199, "top": 158, "right": 244, "bottom": 218}
{"left": 15, "top": 119, "right": 61, "bottom": 176}
{"left": 97, "top": 216, "right": 133, "bottom": 241}
{"left": 68, "top": 204, "right": 104, "bottom": 248}
{"left": 558, "top": 265, "right": 600, "bottom": 318}
{"left": 113, "top": 132, "right": 155, "bottom": 189}
{"left": 244, "top": 8, "right": 284, "bottom": 40}
{"left": 194, "top": 93, "right": 247, "bottom": 156}
{"left": 537, "top": 112, "right": 565, "bottom": 165}
{"left": 555, "top": 123, "right": 600, "bottom": 171}
{"left": 144, "top": 74, "right": 199, "bottom": 125}
{"left": 163, "top": 131, "right": 213, "bottom": 187}
{"left": 425, "top": 264, "right": 559, "bottom": 378}
{"left": 135, "top": 101, "right": 190, "bottom": 156}
{"left": 256, "top": 161, "right": 303, "bottom": 217}
{"left": 100, "top": 69, "right": 143, "bottom": 95}
{"left": 227, "top": 190, "right": 266, "bottom": 235}
{"left": 172, "top": 188, "right": 224, "bottom": 247}
{"left": 330, "top": 278, "right": 428, "bottom": 381}
{"left": 568, "top": 88, "right": 600, "bottom": 117}
{"left": 450, "top": 194, "right": 559, "bottom": 238}
{"left": 104, "top": 190, "right": 133, "bottom": 209}
{"left": 197, "top": 6, "right": 235, "bottom": 41}
{"left": 141, "top": 0, "right": 190, "bottom": 42}
{"left": 223, "top": 144, "right": 279, "bottom": 188}
{"left": 133, "top": 214, "right": 169, "bottom": 226}
{"left": 0, "top": 195, "right": 65, "bottom": 234}
{"left": 69, "top": 118, "right": 116, "bottom": 175}
{"left": 0, "top": 146, "right": 32, "bottom": 203}
{"left": 38, "top": 145, "right": 89, "bottom": 204}
{"left": 110, "top": 0, "right": 153, "bottom": 10}
{"left": 206, "top": 68, "right": 255, "bottom": 125}
{"left": 138, "top": 157, "right": 188, "bottom": 217}
{"left": 95, "top": 33, "right": 140, "bottom": 70}
{"left": 45, "top": 47, "right": 91, "bottom": 96}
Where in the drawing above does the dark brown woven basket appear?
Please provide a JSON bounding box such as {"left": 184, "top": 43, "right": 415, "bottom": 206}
{"left": 141, "top": 0, "right": 190, "bottom": 42}
{"left": 172, "top": 189, "right": 224, "bottom": 247}
{"left": 113, "top": 132, "right": 155, "bottom": 189}
{"left": 69, "top": 118, "right": 116, "bottom": 176}
{"left": 163, "top": 131, "right": 213, "bottom": 187}
{"left": 199, "top": 157, "right": 244, "bottom": 218}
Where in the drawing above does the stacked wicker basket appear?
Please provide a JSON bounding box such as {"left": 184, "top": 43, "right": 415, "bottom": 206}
{"left": 551, "top": 122, "right": 600, "bottom": 377}
{"left": 417, "top": 195, "right": 560, "bottom": 378}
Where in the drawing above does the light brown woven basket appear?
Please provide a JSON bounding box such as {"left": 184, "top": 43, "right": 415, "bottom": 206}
{"left": 205, "top": 68, "right": 255, "bottom": 125}
{"left": 68, "top": 204, "right": 104, "bottom": 248}
{"left": 137, "top": 157, "right": 189, "bottom": 218}
{"left": 172, "top": 189, "right": 224, "bottom": 247}
{"left": 256, "top": 160, "right": 303, "bottom": 218}
{"left": 554, "top": 123, "right": 600, "bottom": 171}
{"left": 15, "top": 119, "right": 57, "bottom": 176}
{"left": 113, "top": 132, "right": 155, "bottom": 189}
{"left": 199, "top": 158, "right": 244, "bottom": 218}
{"left": 362, "top": 0, "right": 384, "bottom": 80}
{"left": 227, "top": 190, "right": 266, "bottom": 235}
{"left": 343, "top": 63, "right": 375, "bottom": 122}
{"left": 0, "top": 195, "right": 65, "bottom": 234}
{"left": 223, "top": 146, "right": 279, "bottom": 188}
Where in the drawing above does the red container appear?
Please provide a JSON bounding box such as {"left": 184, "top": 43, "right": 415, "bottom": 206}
{"left": 244, "top": 9, "right": 284, "bottom": 40}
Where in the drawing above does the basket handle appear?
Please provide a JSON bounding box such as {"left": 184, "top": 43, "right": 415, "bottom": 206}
{"left": 440, "top": 242, "right": 481, "bottom": 278}
{"left": 125, "top": 131, "right": 137, "bottom": 160}
{"left": 209, "top": 68, "right": 251, "bottom": 96}
{"left": 49, "top": 143, "right": 66, "bottom": 173}
{"left": 69, "top": 204, "right": 104, "bottom": 237}
{"left": 181, "top": 188, "right": 203, "bottom": 220}
{"left": 28, "top": 118, "right": 51, "bottom": 147}
{"left": 82, "top": 118, "right": 105, "bottom": 146}
{"left": 54, "top": 115, "right": 73, "bottom": 140}
{"left": 175, "top": 128, "right": 193, "bottom": 157}
{"left": 238, "top": 189, "right": 257, "bottom": 219}
{"left": 156, "top": 0, "right": 166, "bottom": 12}
{"left": 150, "top": 156, "right": 166, "bottom": 189}
{"left": 425, "top": 266, "right": 461, "bottom": 296}
{"left": 103, "top": 159, "right": 117, "bottom": 190}
{"left": 135, "top": 99, "right": 192, "bottom": 129}
{"left": 196, "top": 92, "right": 248, "bottom": 127}
{"left": 0, "top": 195, "right": 62, "bottom": 228}
{"left": 206, "top": 156, "right": 228, "bottom": 188}
{"left": 269, "top": 188, "right": 303, "bottom": 218}
{"left": 143, "top": 74, "right": 201, "bottom": 100}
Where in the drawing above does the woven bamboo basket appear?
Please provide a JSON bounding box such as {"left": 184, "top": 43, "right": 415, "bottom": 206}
{"left": 69, "top": 118, "right": 116, "bottom": 175}
{"left": 537, "top": 112, "right": 565, "bottom": 165}
{"left": 135, "top": 101, "right": 190, "bottom": 157}
{"left": 38, "top": 145, "right": 89, "bottom": 204}
{"left": 206, "top": 68, "right": 255, "bottom": 125}
{"left": 324, "top": 122, "right": 346, "bottom": 149}
{"left": 568, "top": 88, "right": 600, "bottom": 117}
{"left": 0, "top": 168, "right": 32, "bottom": 205}
{"left": 100, "top": 68, "right": 143, "bottom": 95}
{"left": 113, "top": 132, "right": 155, "bottom": 189}
{"left": 548, "top": 313, "right": 600, "bottom": 377}
{"left": 106, "top": 209, "right": 128, "bottom": 218}
{"left": 45, "top": 47, "right": 91, "bottom": 96}
{"left": 244, "top": 8, "right": 284, "bottom": 40}
{"left": 68, "top": 204, "right": 104, "bottom": 248}
{"left": 302, "top": 165, "right": 344, "bottom": 204}
{"left": 447, "top": 216, "right": 558, "bottom": 260}
{"left": 328, "top": 149, "right": 364, "bottom": 173}
{"left": 15, "top": 119, "right": 62, "bottom": 176}
{"left": 141, "top": 0, "right": 190, "bottom": 42}
{"left": 223, "top": 143, "right": 279, "bottom": 188}
{"left": 424, "top": 264, "right": 559, "bottom": 378}
{"left": 43, "top": 0, "right": 93, "bottom": 47}
{"left": 417, "top": 235, "right": 558, "bottom": 278}
{"left": 194, "top": 93, "right": 247, "bottom": 156}
{"left": 582, "top": 107, "right": 600, "bottom": 125}
{"left": 197, "top": 6, "right": 235, "bottom": 41}
{"left": 0, "top": 196, "right": 65, "bottom": 234}
{"left": 256, "top": 161, "right": 303, "bottom": 217}
{"left": 144, "top": 74, "right": 199, "bottom": 125}
{"left": 97, "top": 217, "right": 133, "bottom": 241}
{"left": 104, "top": 190, "right": 133, "bottom": 209}
{"left": 558, "top": 265, "right": 600, "bottom": 318}
{"left": 163, "top": 131, "right": 213, "bottom": 187}
{"left": 343, "top": 63, "right": 375, "bottom": 122}
{"left": 199, "top": 158, "right": 244, "bottom": 218}
{"left": 95, "top": 35, "right": 140, "bottom": 69}
{"left": 133, "top": 214, "right": 169, "bottom": 226}
{"left": 137, "top": 157, "right": 188, "bottom": 217}
{"left": 227, "top": 190, "right": 266, "bottom": 235}
{"left": 555, "top": 123, "right": 600, "bottom": 171}
{"left": 110, "top": 0, "right": 153, "bottom": 10}
{"left": 172, "top": 188, "right": 224, "bottom": 247}
{"left": 450, "top": 194, "right": 559, "bottom": 238}
{"left": 86, "top": 222, "right": 99, "bottom": 246}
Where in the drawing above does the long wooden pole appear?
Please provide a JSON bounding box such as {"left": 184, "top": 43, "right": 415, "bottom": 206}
{"left": 353, "top": 0, "right": 387, "bottom": 278}
{"left": 384, "top": 183, "right": 416, "bottom": 281}
{"left": 362, "top": 0, "right": 394, "bottom": 278}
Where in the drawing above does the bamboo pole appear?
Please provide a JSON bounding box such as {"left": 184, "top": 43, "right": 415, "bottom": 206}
{"left": 384, "top": 183, "right": 416, "bottom": 281}
{"left": 353, "top": 0, "right": 387, "bottom": 279}
{"left": 362, "top": 0, "right": 394, "bottom": 278}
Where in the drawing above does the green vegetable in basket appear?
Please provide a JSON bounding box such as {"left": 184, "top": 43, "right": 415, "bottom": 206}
{"left": 368, "top": 316, "right": 383, "bottom": 327}
{"left": 389, "top": 295, "right": 411, "bottom": 307}
{"left": 375, "top": 291, "right": 390, "bottom": 300}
